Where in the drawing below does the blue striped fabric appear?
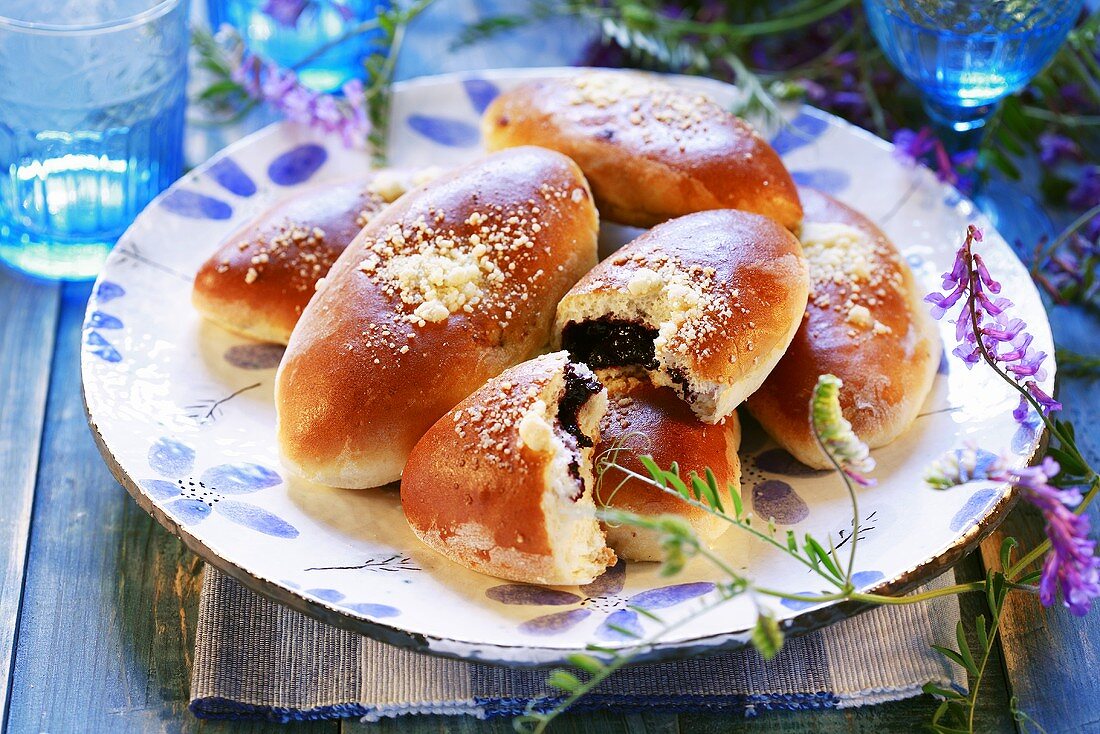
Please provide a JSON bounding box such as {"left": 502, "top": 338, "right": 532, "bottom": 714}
{"left": 190, "top": 567, "right": 962, "bottom": 723}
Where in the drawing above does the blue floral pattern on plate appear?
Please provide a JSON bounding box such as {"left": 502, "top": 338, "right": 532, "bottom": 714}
{"left": 207, "top": 157, "right": 257, "bottom": 197}
{"left": 268, "top": 144, "right": 328, "bottom": 186}
{"left": 304, "top": 588, "right": 400, "bottom": 618}
{"left": 160, "top": 189, "right": 234, "bottom": 220}
{"left": 406, "top": 114, "right": 480, "bottom": 147}
{"left": 77, "top": 69, "right": 1053, "bottom": 665}
{"left": 486, "top": 561, "right": 714, "bottom": 639}
{"left": 141, "top": 437, "right": 298, "bottom": 539}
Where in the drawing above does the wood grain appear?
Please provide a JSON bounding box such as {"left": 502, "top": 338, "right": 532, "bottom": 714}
{"left": 0, "top": 270, "right": 59, "bottom": 723}
{"left": 4, "top": 283, "right": 334, "bottom": 734}
{"left": 975, "top": 305, "right": 1100, "bottom": 734}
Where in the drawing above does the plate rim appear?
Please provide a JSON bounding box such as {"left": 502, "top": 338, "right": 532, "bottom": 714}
{"left": 81, "top": 66, "right": 1048, "bottom": 667}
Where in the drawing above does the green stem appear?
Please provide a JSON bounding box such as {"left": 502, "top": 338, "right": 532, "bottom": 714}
{"left": 526, "top": 591, "right": 739, "bottom": 734}
{"left": 1019, "top": 106, "right": 1100, "bottom": 127}
{"left": 605, "top": 463, "right": 844, "bottom": 587}
{"left": 809, "top": 417, "right": 861, "bottom": 584}
{"left": 289, "top": 18, "right": 382, "bottom": 71}
{"left": 966, "top": 251, "right": 1085, "bottom": 471}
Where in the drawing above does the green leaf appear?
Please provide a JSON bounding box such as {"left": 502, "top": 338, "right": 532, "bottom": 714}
{"left": 690, "top": 472, "right": 707, "bottom": 501}
{"left": 923, "top": 681, "right": 965, "bottom": 700}
{"left": 931, "top": 645, "right": 978, "bottom": 676}
{"left": 566, "top": 653, "right": 604, "bottom": 674}
{"left": 607, "top": 623, "right": 642, "bottom": 639}
{"left": 786, "top": 529, "right": 797, "bottom": 553}
{"left": 1000, "top": 536, "right": 1019, "bottom": 571}
{"left": 197, "top": 80, "right": 243, "bottom": 101}
{"left": 750, "top": 611, "right": 784, "bottom": 661}
{"left": 975, "top": 614, "right": 989, "bottom": 652}
{"left": 546, "top": 670, "right": 582, "bottom": 692}
{"left": 664, "top": 468, "right": 689, "bottom": 497}
{"left": 955, "top": 620, "right": 978, "bottom": 672}
{"left": 1015, "top": 569, "right": 1042, "bottom": 585}
{"left": 702, "top": 467, "right": 725, "bottom": 511}
{"left": 638, "top": 455, "right": 666, "bottom": 485}
{"left": 804, "top": 535, "right": 843, "bottom": 580}
{"left": 628, "top": 604, "right": 663, "bottom": 622}
{"left": 729, "top": 483, "right": 744, "bottom": 518}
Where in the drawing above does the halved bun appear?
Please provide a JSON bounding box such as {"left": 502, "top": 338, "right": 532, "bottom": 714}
{"left": 746, "top": 188, "right": 941, "bottom": 468}
{"left": 276, "top": 147, "right": 599, "bottom": 488}
{"left": 401, "top": 352, "right": 615, "bottom": 585}
{"left": 554, "top": 210, "right": 808, "bottom": 423}
{"left": 595, "top": 370, "right": 740, "bottom": 561}
{"left": 482, "top": 70, "right": 802, "bottom": 229}
{"left": 193, "top": 168, "right": 437, "bottom": 344}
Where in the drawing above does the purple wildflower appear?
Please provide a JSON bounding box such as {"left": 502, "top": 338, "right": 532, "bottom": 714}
{"left": 926, "top": 225, "right": 1061, "bottom": 421}
{"left": 1038, "top": 132, "right": 1080, "bottom": 166}
{"left": 892, "top": 127, "right": 975, "bottom": 192}
{"left": 232, "top": 52, "right": 370, "bottom": 148}
{"left": 892, "top": 127, "right": 934, "bottom": 167}
{"left": 1015, "top": 459, "right": 1100, "bottom": 616}
{"left": 262, "top": 0, "right": 308, "bottom": 27}
{"left": 1069, "top": 166, "right": 1100, "bottom": 210}
{"left": 927, "top": 452, "right": 1100, "bottom": 616}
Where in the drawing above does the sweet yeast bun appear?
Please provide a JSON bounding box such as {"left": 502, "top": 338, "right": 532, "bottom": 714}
{"left": 746, "top": 188, "right": 941, "bottom": 468}
{"left": 554, "top": 209, "right": 808, "bottom": 424}
{"left": 482, "top": 70, "right": 802, "bottom": 229}
{"left": 276, "top": 147, "right": 599, "bottom": 489}
{"left": 594, "top": 370, "right": 740, "bottom": 561}
{"left": 401, "top": 352, "right": 615, "bottom": 585}
{"left": 193, "top": 168, "right": 438, "bottom": 344}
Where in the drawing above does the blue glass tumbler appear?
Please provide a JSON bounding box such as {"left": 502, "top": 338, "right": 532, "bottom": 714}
{"left": 0, "top": 0, "right": 190, "bottom": 281}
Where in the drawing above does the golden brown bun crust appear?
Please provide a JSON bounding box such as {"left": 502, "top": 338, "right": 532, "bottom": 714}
{"left": 482, "top": 71, "right": 802, "bottom": 229}
{"left": 276, "top": 148, "right": 599, "bottom": 488}
{"left": 555, "top": 209, "right": 808, "bottom": 396}
{"left": 401, "top": 353, "right": 614, "bottom": 584}
{"left": 595, "top": 373, "right": 740, "bottom": 560}
{"left": 746, "top": 188, "right": 942, "bottom": 468}
{"left": 192, "top": 174, "right": 412, "bottom": 344}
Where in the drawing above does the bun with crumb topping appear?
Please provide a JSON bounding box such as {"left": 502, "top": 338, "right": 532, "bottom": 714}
{"left": 554, "top": 209, "right": 808, "bottom": 424}
{"left": 193, "top": 168, "right": 438, "bottom": 344}
{"left": 482, "top": 70, "right": 802, "bottom": 230}
{"left": 595, "top": 370, "right": 740, "bottom": 561}
{"left": 746, "top": 189, "right": 941, "bottom": 468}
{"left": 276, "top": 147, "right": 600, "bottom": 489}
{"left": 401, "top": 352, "right": 615, "bottom": 585}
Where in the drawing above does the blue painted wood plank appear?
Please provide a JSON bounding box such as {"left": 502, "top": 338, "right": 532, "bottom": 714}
{"left": 4, "top": 284, "right": 333, "bottom": 733}
{"left": 977, "top": 302, "right": 1100, "bottom": 734}
{"left": 0, "top": 269, "right": 59, "bottom": 724}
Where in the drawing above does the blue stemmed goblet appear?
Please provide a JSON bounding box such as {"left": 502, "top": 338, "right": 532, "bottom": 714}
{"left": 863, "top": 0, "right": 1083, "bottom": 243}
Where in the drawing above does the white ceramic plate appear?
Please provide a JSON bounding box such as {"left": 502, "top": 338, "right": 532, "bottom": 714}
{"left": 82, "top": 68, "right": 1053, "bottom": 666}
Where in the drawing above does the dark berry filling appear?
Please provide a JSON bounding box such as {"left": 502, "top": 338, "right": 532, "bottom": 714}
{"left": 560, "top": 317, "right": 659, "bottom": 371}
{"left": 557, "top": 362, "right": 603, "bottom": 450}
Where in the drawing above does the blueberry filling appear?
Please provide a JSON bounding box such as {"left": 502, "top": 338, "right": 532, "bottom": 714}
{"left": 557, "top": 362, "right": 602, "bottom": 449}
{"left": 560, "top": 317, "right": 659, "bottom": 371}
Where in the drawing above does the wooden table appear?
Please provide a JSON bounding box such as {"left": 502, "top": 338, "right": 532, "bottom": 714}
{"left": 2, "top": 5, "right": 1098, "bottom": 733}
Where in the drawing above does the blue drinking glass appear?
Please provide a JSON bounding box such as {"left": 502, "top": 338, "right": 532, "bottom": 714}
{"left": 864, "top": 0, "right": 1082, "bottom": 243}
{"left": 211, "top": 0, "right": 390, "bottom": 93}
{"left": 0, "top": 0, "right": 190, "bottom": 281}
{"left": 864, "top": 0, "right": 1082, "bottom": 132}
